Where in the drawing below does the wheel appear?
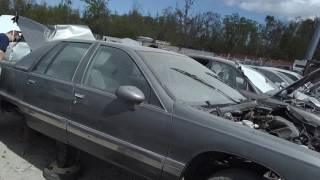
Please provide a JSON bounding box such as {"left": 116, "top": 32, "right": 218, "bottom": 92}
{"left": 208, "top": 169, "right": 263, "bottom": 180}
{"left": 56, "top": 142, "right": 80, "bottom": 168}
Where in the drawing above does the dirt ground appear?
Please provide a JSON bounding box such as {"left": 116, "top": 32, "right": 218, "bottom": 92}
{"left": 0, "top": 112, "right": 145, "bottom": 180}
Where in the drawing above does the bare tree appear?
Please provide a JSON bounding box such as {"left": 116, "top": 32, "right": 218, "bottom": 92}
{"left": 175, "top": 0, "right": 195, "bottom": 46}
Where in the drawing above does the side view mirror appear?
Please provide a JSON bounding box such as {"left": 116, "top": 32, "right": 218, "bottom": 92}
{"left": 115, "top": 86, "right": 145, "bottom": 110}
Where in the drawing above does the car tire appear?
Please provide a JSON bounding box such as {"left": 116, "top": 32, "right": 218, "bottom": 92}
{"left": 207, "top": 169, "right": 263, "bottom": 180}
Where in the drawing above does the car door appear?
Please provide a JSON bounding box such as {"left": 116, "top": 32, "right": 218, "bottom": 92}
{"left": 23, "top": 42, "right": 92, "bottom": 142}
{"left": 68, "top": 45, "right": 171, "bottom": 179}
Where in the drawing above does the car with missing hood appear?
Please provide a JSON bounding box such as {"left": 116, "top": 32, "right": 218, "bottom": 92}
{"left": 1, "top": 34, "right": 320, "bottom": 180}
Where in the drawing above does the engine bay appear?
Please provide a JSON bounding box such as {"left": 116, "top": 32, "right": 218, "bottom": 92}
{"left": 208, "top": 101, "right": 320, "bottom": 152}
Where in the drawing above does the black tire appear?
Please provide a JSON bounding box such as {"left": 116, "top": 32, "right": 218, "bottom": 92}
{"left": 56, "top": 142, "right": 80, "bottom": 168}
{"left": 208, "top": 169, "right": 263, "bottom": 180}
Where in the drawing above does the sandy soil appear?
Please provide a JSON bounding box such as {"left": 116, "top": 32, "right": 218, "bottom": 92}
{"left": 0, "top": 112, "right": 145, "bottom": 180}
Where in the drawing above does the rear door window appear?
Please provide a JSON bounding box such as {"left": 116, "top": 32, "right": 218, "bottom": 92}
{"left": 33, "top": 43, "right": 65, "bottom": 74}
{"left": 35, "top": 42, "right": 90, "bottom": 82}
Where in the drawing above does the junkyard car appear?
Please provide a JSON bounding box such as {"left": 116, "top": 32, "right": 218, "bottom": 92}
{"left": 0, "top": 15, "right": 95, "bottom": 61}
{"left": 267, "top": 67, "right": 302, "bottom": 82}
{"left": 1, "top": 39, "right": 320, "bottom": 180}
{"left": 252, "top": 66, "right": 294, "bottom": 88}
{"left": 191, "top": 54, "right": 320, "bottom": 120}
{"left": 190, "top": 55, "right": 279, "bottom": 94}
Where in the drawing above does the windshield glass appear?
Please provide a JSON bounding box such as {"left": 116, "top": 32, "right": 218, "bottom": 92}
{"left": 240, "top": 65, "right": 279, "bottom": 94}
{"left": 139, "top": 51, "right": 247, "bottom": 105}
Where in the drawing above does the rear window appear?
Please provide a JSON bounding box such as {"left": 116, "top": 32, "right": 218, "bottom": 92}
{"left": 33, "top": 42, "right": 91, "bottom": 82}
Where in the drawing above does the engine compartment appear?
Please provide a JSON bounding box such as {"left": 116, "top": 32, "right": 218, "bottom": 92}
{"left": 210, "top": 101, "right": 320, "bottom": 152}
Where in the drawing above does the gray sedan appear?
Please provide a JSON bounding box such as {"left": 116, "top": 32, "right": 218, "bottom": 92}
{"left": 1, "top": 40, "right": 320, "bottom": 180}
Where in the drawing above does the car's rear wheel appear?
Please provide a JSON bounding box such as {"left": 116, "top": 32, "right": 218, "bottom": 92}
{"left": 207, "top": 169, "right": 263, "bottom": 180}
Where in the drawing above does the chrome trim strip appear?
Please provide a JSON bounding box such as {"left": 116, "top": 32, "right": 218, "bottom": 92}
{"left": 68, "top": 120, "right": 163, "bottom": 169}
{"left": 163, "top": 158, "right": 185, "bottom": 177}
{"left": 0, "top": 91, "right": 185, "bottom": 176}
{"left": 0, "top": 91, "right": 66, "bottom": 129}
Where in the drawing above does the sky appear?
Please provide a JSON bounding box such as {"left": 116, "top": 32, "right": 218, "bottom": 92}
{"left": 42, "top": 0, "right": 320, "bottom": 23}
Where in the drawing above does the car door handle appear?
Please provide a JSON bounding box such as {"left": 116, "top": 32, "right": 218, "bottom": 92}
{"left": 74, "top": 93, "right": 85, "bottom": 99}
{"left": 26, "top": 79, "right": 36, "bottom": 85}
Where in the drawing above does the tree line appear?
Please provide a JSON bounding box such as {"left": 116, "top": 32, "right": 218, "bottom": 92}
{"left": 1, "top": 0, "right": 320, "bottom": 62}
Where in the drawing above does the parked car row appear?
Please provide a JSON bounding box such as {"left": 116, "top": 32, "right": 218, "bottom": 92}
{"left": 1, "top": 15, "right": 320, "bottom": 180}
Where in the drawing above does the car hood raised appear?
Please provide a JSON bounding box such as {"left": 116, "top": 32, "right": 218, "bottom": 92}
{"left": 0, "top": 15, "right": 95, "bottom": 51}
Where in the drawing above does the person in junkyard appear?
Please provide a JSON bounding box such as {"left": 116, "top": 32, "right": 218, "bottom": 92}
{"left": 0, "top": 30, "right": 20, "bottom": 61}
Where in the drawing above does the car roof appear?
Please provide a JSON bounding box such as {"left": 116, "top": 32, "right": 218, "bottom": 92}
{"left": 14, "top": 39, "right": 188, "bottom": 71}
{"left": 263, "top": 67, "right": 300, "bottom": 75}
{"left": 61, "top": 39, "right": 186, "bottom": 57}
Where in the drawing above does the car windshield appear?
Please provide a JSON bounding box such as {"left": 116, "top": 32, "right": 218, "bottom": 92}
{"left": 139, "top": 51, "right": 247, "bottom": 106}
{"left": 240, "top": 65, "right": 279, "bottom": 94}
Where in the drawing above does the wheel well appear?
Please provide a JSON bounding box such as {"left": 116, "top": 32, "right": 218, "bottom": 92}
{"left": 181, "top": 151, "right": 270, "bottom": 180}
{"left": 1, "top": 99, "right": 22, "bottom": 114}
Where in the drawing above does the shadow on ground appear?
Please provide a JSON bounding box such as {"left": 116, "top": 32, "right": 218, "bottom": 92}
{"left": 0, "top": 113, "right": 145, "bottom": 180}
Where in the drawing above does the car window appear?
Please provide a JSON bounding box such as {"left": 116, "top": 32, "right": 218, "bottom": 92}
{"left": 193, "top": 57, "right": 210, "bottom": 66}
{"left": 241, "top": 65, "right": 279, "bottom": 94}
{"left": 45, "top": 43, "right": 90, "bottom": 81}
{"left": 257, "top": 69, "right": 284, "bottom": 84}
{"left": 211, "top": 62, "right": 244, "bottom": 89}
{"left": 279, "top": 71, "right": 300, "bottom": 81}
{"left": 84, "top": 46, "right": 152, "bottom": 103}
{"left": 33, "top": 43, "right": 65, "bottom": 74}
{"left": 235, "top": 72, "right": 246, "bottom": 90}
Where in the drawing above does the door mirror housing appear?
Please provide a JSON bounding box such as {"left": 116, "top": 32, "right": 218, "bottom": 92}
{"left": 116, "top": 86, "right": 145, "bottom": 110}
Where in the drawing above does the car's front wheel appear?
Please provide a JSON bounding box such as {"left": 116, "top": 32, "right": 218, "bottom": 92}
{"left": 208, "top": 169, "right": 263, "bottom": 180}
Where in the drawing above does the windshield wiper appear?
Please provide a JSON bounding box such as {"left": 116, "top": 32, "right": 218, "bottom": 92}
{"left": 171, "top": 68, "right": 239, "bottom": 104}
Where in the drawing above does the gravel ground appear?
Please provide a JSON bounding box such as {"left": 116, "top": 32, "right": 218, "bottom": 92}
{"left": 0, "top": 112, "right": 145, "bottom": 180}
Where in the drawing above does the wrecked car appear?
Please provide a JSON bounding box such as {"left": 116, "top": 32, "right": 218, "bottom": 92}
{"left": 252, "top": 66, "right": 294, "bottom": 88}
{"left": 274, "top": 68, "right": 320, "bottom": 111}
{"left": 1, "top": 39, "right": 320, "bottom": 180}
{"left": 0, "top": 15, "right": 95, "bottom": 62}
{"left": 189, "top": 55, "right": 279, "bottom": 94}
{"left": 190, "top": 55, "right": 320, "bottom": 111}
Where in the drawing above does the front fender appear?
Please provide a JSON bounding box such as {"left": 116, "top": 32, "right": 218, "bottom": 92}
{"left": 165, "top": 103, "right": 320, "bottom": 180}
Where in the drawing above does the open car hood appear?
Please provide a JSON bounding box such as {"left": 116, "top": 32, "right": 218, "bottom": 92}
{"left": 274, "top": 68, "right": 320, "bottom": 97}
{"left": 18, "top": 16, "right": 95, "bottom": 51}
{"left": 0, "top": 15, "right": 95, "bottom": 51}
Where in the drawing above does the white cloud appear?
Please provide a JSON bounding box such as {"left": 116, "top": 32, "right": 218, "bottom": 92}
{"left": 222, "top": 0, "right": 320, "bottom": 19}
